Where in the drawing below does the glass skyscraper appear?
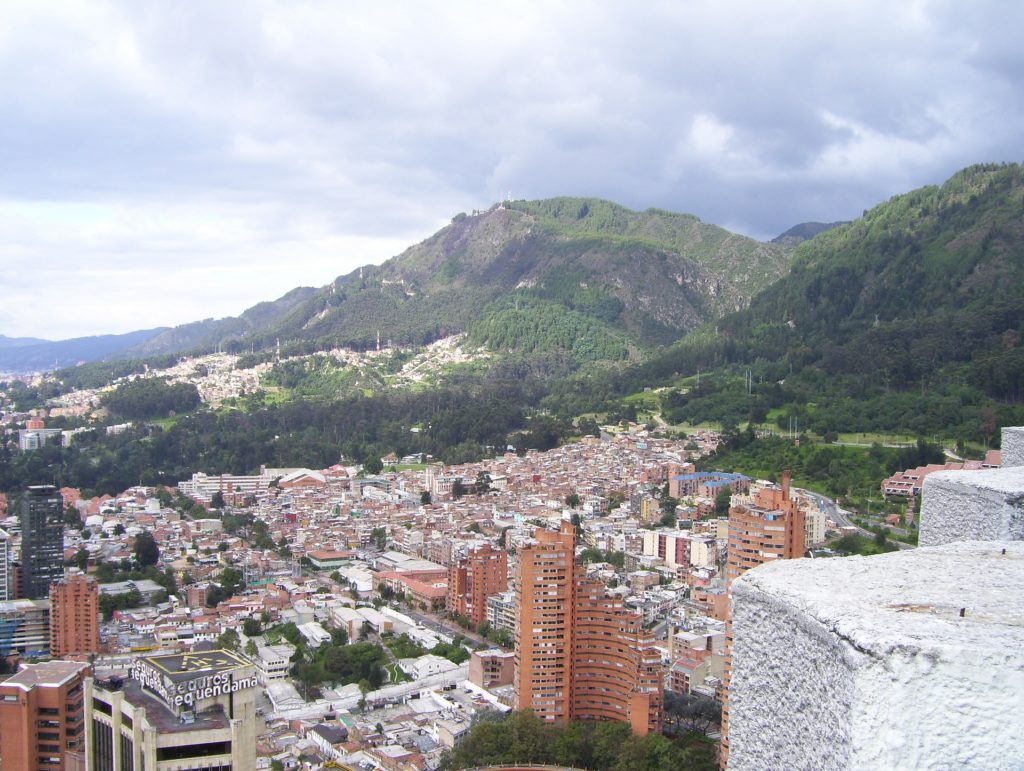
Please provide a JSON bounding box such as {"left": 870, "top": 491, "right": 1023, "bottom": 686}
{"left": 20, "top": 485, "right": 64, "bottom": 600}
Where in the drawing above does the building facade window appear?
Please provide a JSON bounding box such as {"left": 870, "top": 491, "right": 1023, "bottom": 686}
{"left": 92, "top": 718, "right": 114, "bottom": 771}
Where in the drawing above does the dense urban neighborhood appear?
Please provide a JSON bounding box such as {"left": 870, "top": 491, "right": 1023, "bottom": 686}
{"left": 5, "top": 342, "right": 1016, "bottom": 771}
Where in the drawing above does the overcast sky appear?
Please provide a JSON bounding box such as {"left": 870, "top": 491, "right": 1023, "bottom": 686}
{"left": 2, "top": 1, "right": 1021, "bottom": 340}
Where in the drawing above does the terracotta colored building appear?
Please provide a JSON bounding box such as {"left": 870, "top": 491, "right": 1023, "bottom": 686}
{"left": 447, "top": 543, "right": 508, "bottom": 628}
{"left": 725, "top": 473, "right": 806, "bottom": 585}
{"left": 468, "top": 648, "right": 516, "bottom": 689}
{"left": 376, "top": 571, "right": 448, "bottom": 610}
{"left": 49, "top": 573, "right": 100, "bottom": 659}
{"left": 185, "top": 583, "right": 209, "bottom": 608}
{"left": 0, "top": 660, "right": 89, "bottom": 771}
{"left": 514, "top": 522, "right": 662, "bottom": 735}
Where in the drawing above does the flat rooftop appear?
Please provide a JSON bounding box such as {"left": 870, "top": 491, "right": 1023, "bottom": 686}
{"left": 98, "top": 679, "right": 230, "bottom": 734}
{"left": 142, "top": 649, "right": 251, "bottom": 683}
{"left": 1, "top": 661, "right": 88, "bottom": 690}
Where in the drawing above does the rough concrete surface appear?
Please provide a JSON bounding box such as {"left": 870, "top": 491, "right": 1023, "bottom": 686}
{"left": 919, "top": 467, "right": 1024, "bottom": 547}
{"left": 1003, "top": 426, "right": 1024, "bottom": 468}
{"left": 729, "top": 542, "right": 1024, "bottom": 771}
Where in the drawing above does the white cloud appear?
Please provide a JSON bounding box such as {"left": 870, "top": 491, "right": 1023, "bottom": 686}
{"left": 690, "top": 114, "right": 735, "bottom": 158}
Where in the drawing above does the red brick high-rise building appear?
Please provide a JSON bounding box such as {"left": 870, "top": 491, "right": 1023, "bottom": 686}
{"left": 0, "top": 660, "right": 89, "bottom": 771}
{"left": 514, "top": 522, "right": 662, "bottom": 735}
{"left": 49, "top": 573, "right": 100, "bottom": 659}
{"left": 725, "top": 472, "right": 805, "bottom": 585}
{"left": 447, "top": 543, "right": 507, "bottom": 629}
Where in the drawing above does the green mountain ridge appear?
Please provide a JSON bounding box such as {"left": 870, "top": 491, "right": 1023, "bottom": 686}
{"left": 124, "top": 285, "right": 319, "bottom": 358}
{"left": 123, "top": 198, "right": 791, "bottom": 359}
{"left": 771, "top": 221, "right": 848, "bottom": 248}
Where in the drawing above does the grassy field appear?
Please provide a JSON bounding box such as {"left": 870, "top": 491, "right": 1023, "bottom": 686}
{"left": 623, "top": 390, "right": 661, "bottom": 408}
{"left": 263, "top": 628, "right": 283, "bottom": 645}
{"left": 149, "top": 415, "right": 183, "bottom": 429}
{"left": 663, "top": 420, "right": 722, "bottom": 432}
{"left": 836, "top": 431, "right": 919, "bottom": 446}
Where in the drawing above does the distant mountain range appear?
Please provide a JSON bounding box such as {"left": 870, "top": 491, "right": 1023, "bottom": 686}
{"left": 6, "top": 165, "right": 1022, "bottom": 391}
{"left": 0, "top": 334, "right": 49, "bottom": 349}
{"left": 0, "top": 329, "right": 167, "bottom": 374}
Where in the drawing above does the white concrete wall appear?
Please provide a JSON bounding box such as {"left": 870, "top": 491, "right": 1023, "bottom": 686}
{"left": 729, "top": 542, "right": 1024, "bottom": 770}
{"left": 919, "top": 466, "right": 1024, "bottom": 547}
{"left": 729, "top": 426, "right": 1024, "bottom": 770}
{"left": 1003, "top": 426, "right": 1024, "bottom": 468}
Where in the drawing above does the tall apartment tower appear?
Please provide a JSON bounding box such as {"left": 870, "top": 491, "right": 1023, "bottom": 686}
{"left": 721, "top": 471, "right": 806, "bottom": 766}
{"left": 49, "top": 573, "right": 100, "bottom": 659}
{"left": 514, "top": 523, "right": 576, "bottom": 726}
{"left": 514, "top": 521, "right": 662, "bottom": 735}
{"left": 725, "top": 471, "right": 806, "bottom": 585}
{"left": 0, "top": 660, "right": 89, "bottom": 771}
{"left": 0, "top": 527, "right": 11, "bottom": 601}
{"left": 447, "top": 543, "right": 508, "bottom": 628}
{"left": 20, "top": 485, "right": 65, "bottom": 600}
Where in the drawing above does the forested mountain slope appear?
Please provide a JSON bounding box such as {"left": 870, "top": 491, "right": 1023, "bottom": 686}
{"left": 721, "top": 162, "right": 1024, "bottom": 399}
{"left": 123, "top": 199, "right": 790, "bottom": 359}
{"left": 121, "top": 286, "right": 318, "bottom": 358}
{"left": 546, "top": 164, "right": 1024, "bottom": 441}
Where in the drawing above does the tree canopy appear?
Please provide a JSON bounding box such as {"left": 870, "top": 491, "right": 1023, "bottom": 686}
{"left": 439, "top": 710, "right": 716, "bottom": 771}
{"left": 101, "top": 377, "right": 201, "bottom": 420}
{"left": 133, "top": 531, "right": 160, "bottom": 567}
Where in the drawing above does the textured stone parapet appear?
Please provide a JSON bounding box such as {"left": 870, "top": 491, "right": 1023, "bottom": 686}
{"left": 919, "top": 467, "right": 1024, "bottom": 547}
{"left": 728, "top": 542, "right": 1024, "bottom": 770}
{"left": 1003, "top": 426, "right": 1024, "bottom": 468}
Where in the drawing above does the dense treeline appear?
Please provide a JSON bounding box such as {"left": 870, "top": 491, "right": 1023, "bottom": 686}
{"left": 650, "top": 366, "right": 1022, "bottom": 444}
{"left": 57, "top": 355, "right": 180, "bottom": 391}
{"left": 0, "top": 370, "right": 570, "bottom": 496}
{"left": 291, "top": 639, "right": 388, "bottom": 691}
{"left": 439, "top": 709, "right": 716, "bottom": 771}
{"left": 101, "top": 378, "right": 202, "bottom": 420}
{"left": 527, "top": 264, "right": 627, "bottom": 322}
{"left": 1, "top": 379, "right": 65, "bottom": 411}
